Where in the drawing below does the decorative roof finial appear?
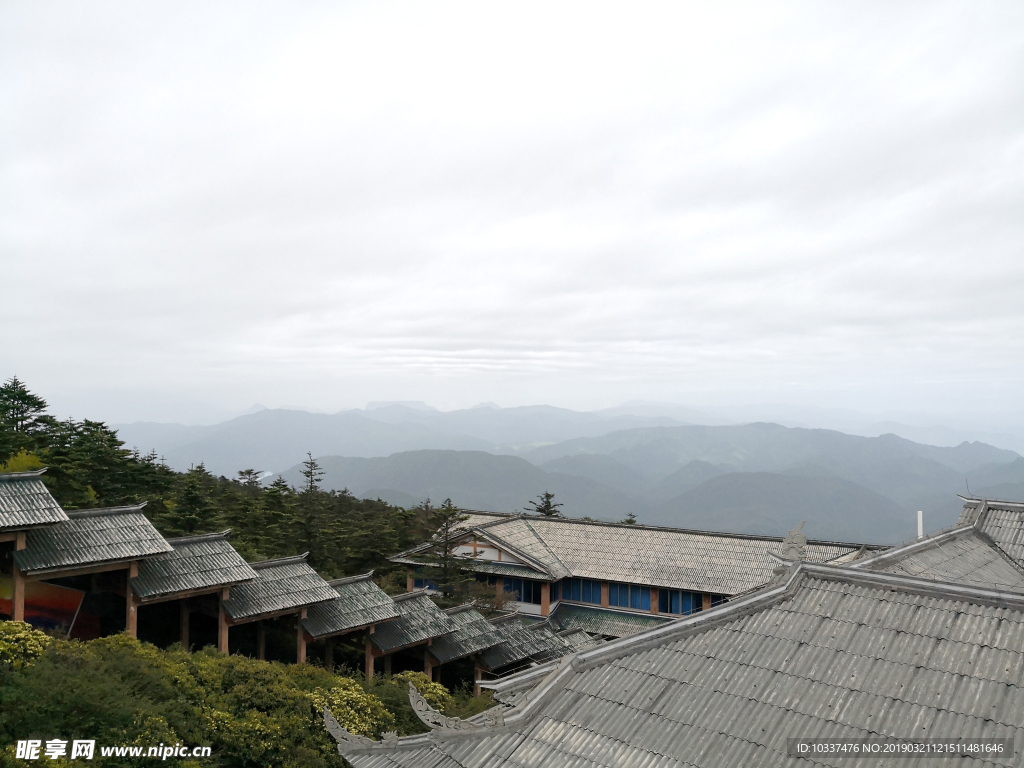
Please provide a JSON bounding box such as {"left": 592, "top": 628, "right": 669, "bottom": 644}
{"left": 408, "top": 683, "right": 480, "bottom": 730}
{"left": 780, "top": 521, "right": 807, "bottom": 561}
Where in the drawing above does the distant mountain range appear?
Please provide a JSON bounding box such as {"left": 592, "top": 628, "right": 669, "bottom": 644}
{"left": 113, "top": 405, "right": 1024, "bottom": 545}
{"left": 114, "top": 405, "right": 684, "bottom": 476}
{"left": 272, "top": 424, "right": 1024, "bottom": 545}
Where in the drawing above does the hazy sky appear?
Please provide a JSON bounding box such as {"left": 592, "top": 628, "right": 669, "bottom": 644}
{"left": 2, "top": 1, "right": 1022, "bottom": 424}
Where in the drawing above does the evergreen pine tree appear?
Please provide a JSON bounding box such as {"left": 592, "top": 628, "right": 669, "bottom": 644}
{"left": 419, "top": 498, "right": 472, "bottom": 604}
{"left": 162, "top": 464, "right": 216, "bottom": 535}
{"left": 525, "top": 491, "right": 563, "bottom": 517}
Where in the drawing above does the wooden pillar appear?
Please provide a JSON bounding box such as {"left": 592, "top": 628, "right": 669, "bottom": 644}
{"left": 540, "top": 582, "right": 550, "bottom": 617}
{"left": 406, "top": 567, "right": 414, "bottom": 593}
{"left": 383, "top": 653, "right": 392, "bottom": 677}
{"left": 495, "top": 577, "right": 503, "bottom": 601}
{"left": 600, "top": 581, "right": 609, "bottom": 608}
{"left": 474, "top": 664, "right": 484, "bottom": 697}
{"left": 650, "top": 588, "right": 659, "bottom": 614}
{"left": 296, "top": 608, "right": 307, "bottom": 664}
{"left": 257, "top": 621, "right": 266, "bottom": 660}
{"left": 217, "top": 587, "right": 230, "bottom": 654}
{"left": 702, "top": 594, "right": 712, "bottom": 612}
{"left": 364, "top": 636, "right": 375, "bottom": 682}
{"left": 324, "top": 638, "right": 334, "bottom": 672}
{"left": 179, "top": 601, "right": 190, "bottom": 648}
{"left": 12, "top": 531, "right": 26, "bottom": 622}
{"left": 424, "top": 646, "right": 435, "bottom": 680}
{"left": 125, "top": 561, "right": 139, "bottom": 638}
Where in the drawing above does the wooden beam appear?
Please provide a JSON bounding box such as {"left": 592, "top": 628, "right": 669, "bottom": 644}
{"left": 179, "top": 601, "right": 190, "bottom": 649}
{"left": 601, "top": 581, "right": 609, "bottom": 608}
{"left": 474, "top": 664, "right": 484, "bottom": 697}
{"left": 257, "top": 621, "right": 266, "bottom": 661}
{"left": 217, "top": 587, "right": 230, "bottom": 654}
{"left": 702, "top": 593, "right": 712, "bottom": 612}
{"left": 364, "top": 636, "right": 374, "bottom": 682}
{"left": 424, "top": 645, "right": 435, "bottom": 680}
{"left": 12, "top": 531, "right": 26, "bottom": 622}
{"left": 296, "top": 608, "right": 307, "bottom": 664}
{"left": 650, "top": 587, "right": 659, "bottom": 614}
{"left": 125, "top": 561, "right": 139, "bottom": 637}
{"left": 22, "top": 558, "right": 143, "bottom": 581}
{"left": 540, "top": 581, "right": 550, "bottom": 617}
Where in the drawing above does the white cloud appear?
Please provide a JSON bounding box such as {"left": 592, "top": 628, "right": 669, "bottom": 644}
{"left": 1, "top": 0, "right": 1022, "bottom": 421}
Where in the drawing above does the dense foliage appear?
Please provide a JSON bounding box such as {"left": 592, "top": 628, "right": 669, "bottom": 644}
{"left": 0, "top": 623, "right": 488, "bottom": 768}
{"left": 0, "top": 378, "right": 430, "bottom": 580}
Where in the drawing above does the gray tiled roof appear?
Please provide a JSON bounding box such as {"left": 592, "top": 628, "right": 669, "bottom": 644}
{"left": 339, "top": 562, "right": 1024, "bottom": 767}
{"left": 960, "top": 497, "right": 1024, "bottom": 566}
{"left": 0, "top": 470, "right": 68, "bottom": 530}
{"left": 302, "top": 572, "right": 401, "bottom": 639}
{"left": 428, "top": 606, "right": 509, "bottom": 665}
{"left": 369, "top": 591, "right": 456, "bottom": 654}
{"left": 13, "top": 504, "right": 171, "bottom": 574}
{"left": 547, "top": 602, "right": 674, "bottom": 638}
{"left": 401, "top": 511, "right": 875, "bottom": 595}
{"left": 854, "top": 526, "right": 1024, "bottom": 591}
{"left": 221, "top": 554, "right": 337, "bottom": 622}
{"left": 131, "top": 531, "right": 258, "bottom": 600}
{"left": 558, "top": 627, "right": 601, "bottom": 653}
{"left": 478, "top": 616, "right": 571, "bottom": 669}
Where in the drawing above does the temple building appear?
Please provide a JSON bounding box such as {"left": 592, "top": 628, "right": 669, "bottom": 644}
{"left": 332, "top": 494, "right": 1024, "bottom": 767}
{"left": 392, "top": 511, "right": 882, "bottom": 637}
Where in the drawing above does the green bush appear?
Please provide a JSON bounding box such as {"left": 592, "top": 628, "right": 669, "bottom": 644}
{"left": 0, "top": 621, "right": 51, "bottom": 669}
{"left": 0, "top": 632, "right": 401, "bottom": 767}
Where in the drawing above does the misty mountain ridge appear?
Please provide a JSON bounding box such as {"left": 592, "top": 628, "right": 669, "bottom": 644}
{"left": 111, "top": 403, "right": 1024, "bottom": 545}
{"left": 272, "top": 422, "right": 1023, "bottom": 544}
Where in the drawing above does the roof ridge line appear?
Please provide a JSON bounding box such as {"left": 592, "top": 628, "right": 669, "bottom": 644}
{"left": 469, "top": 526, "right": 557, "bottom": 577}
{"left": 520, "top": 518, "right": 570, "bottom": 577}
{"left": 66, "top": 502, "right": 148, "bottom": 518}
{"left": 393, "top": 588, "right": 431, "bottom": 602}
{"left": 493, "top": 511, "right": 879, "bottom": 549}
{"left": 328, "top": 570, "right": 375, "bottom": 586}
{"left": 0, "top": 468, "right": 48, "bottom": 480}
{"left": 165, "top": 529, "right": 231, "bottom": 545}
{"left": 849, "top": 525, "right": 971, "bottom": 569}
{"left": 250, "top": 552, "right": 310, "bottom": 569}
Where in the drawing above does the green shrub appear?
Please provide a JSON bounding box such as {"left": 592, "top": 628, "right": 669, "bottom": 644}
{"left": 0, "top": 621, "right": 51, "bottom": 669}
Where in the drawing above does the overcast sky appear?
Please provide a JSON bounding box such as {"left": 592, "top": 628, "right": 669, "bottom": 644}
{"left": 2, "top": 1, "right": 1022, "bottom": 425}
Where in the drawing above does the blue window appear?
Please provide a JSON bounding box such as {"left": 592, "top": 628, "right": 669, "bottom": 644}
{"left": 658, "top": 589, "right": 702, "bottom": 614}
{"left": 550, "top": 581, "right": 559, "bottom": 602}
{"left": 559, "top": 578, "right": 601, "bottom": 605}
{"left": 414, "top": 577, "right": 438, "bottom": 590}
{"left": 504, "top": 577, "right": 543, "bottom": 604}
{"left": 609, "top": 583, "right": 651, "bottom": 611}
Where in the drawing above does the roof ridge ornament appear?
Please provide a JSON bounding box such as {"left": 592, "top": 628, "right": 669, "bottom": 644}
{"left": 780, "top": 521, "right": 807, "bottom": 561}
{"left": 323, "top": 708, "right": 376, "bottom": 749}
{"left": 408, "top": 683, "right": 480, "bottom": 730}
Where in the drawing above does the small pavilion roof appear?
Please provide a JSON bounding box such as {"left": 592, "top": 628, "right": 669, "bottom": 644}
{"left": 131, "top": 530, "right": 258, "bottom": 600}
{"left": 221, "top": 554, "right": 336, "bottom": 622}
{"left": 0, "top": 469, "right": 69, "bottom": 531}
{"left": 959, "top": 495, "right": 1024, "bottom": 566}
{"left": 428, "top": 605, "right": 508, "bottom": 665}
{"left": 369, "top": 590, "right": 456, "bottom": 654}
{"left": 478, "top": 615, "right": 571, "bottom": 670}
{"left": 852, "top": 523, "right": 1024, "bottom": 591}
{"left": 13, "top": 504, "right": 170, "bottom": 575}
{"left": 302, "top": 571, "right": 401, "bottom": 639}
{"left": 545, "top": 602, "right": 674, "bottom": 638}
